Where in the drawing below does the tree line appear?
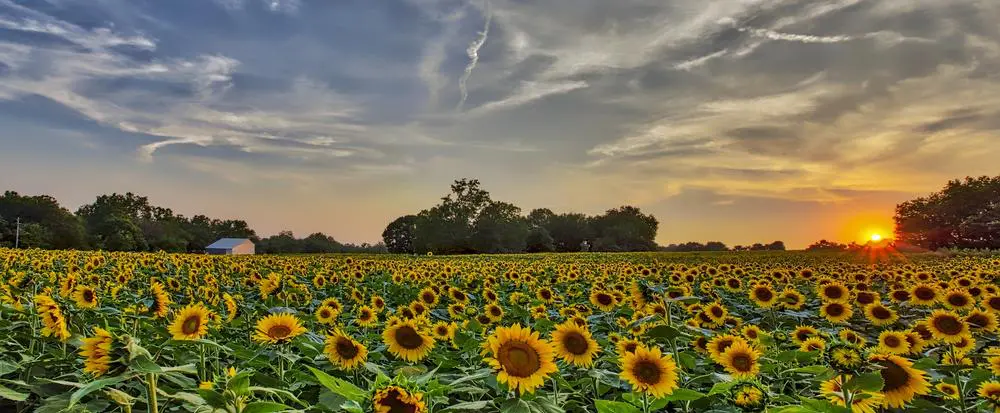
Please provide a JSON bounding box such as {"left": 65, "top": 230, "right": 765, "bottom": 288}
{"left": 659, "top": 241, "right": 786, "bottom": 252}
{"left": 0, "top": 191, "right": 381, "bottom": 253}
{"left": 382, "top": 179, "right": 659, "bottom": 254}
{"left": 895, "top": 175, "right": 1000, "bottom": 250}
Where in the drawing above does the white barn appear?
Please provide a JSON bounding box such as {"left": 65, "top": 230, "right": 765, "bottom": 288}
{"left": 205, "top": 238, "right": 255, "bottom": 255}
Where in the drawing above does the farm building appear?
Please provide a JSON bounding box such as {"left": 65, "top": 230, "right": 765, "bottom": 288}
{"left": 205, "top": 238, "right": 255, "bottom": 255}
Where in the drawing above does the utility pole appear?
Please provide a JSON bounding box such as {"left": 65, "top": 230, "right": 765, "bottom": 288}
{"left": 14, "top": 217, "right": 19, "bottom": 249}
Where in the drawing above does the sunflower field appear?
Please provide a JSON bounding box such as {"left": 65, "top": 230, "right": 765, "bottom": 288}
{"left": 2, "top": 248, "right": 1000, "bottom": 413}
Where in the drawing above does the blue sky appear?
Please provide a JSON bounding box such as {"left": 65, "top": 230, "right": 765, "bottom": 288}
{"left": 2, "top": 0, "right": 999, "bottom": 247}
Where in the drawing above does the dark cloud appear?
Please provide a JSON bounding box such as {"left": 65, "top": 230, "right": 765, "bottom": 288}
{"left": 915, "top": 108, "right": 984, "bottom": 133}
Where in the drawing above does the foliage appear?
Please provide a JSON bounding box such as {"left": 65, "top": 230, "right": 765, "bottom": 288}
{"left": 896, "top": 175, "right": 1000, "bottom": 250}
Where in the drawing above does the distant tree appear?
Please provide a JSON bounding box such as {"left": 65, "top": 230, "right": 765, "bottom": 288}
{"left": 590, "top": 206, "right": 658, "bottom": 252}
{"left": 767, "top": 241, "right": 786, "bottom": 251}
{"left": 806, "top": 239, "right": 848, "bottom": 251}
{"left": 704, "top": 241, "right": 729, "bottom": 251}
{"left": 895, "top": 176, "right": 1000, "bottom": 250}
{"left": 471, "top": 201, "right": 528, "bottom": 253}
{"left": 527, "top": 208, "right": 556, "bottom": 229}
{"left": 301, "top": 232, "right": 345, "bottom": 253}
{"left": 412, "top": 179, "right": 493, "bottom": 254}
{"left": 525, "top": 226, "right": 555, "bottom": 253}
{"left": 382, "top": 215, "right": 417, "bottom": 253}
{"left": 0, "top": 191, "right": 87, "bottom": 249}
{"left": 546, "top": 213, "right": 593, "bottom": 252}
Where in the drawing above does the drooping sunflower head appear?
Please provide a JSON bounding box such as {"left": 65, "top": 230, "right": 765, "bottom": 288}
{"left": 383, "top": 319, "right": 435, "bottom": 362}
{"left": 484, "top": 324, "right": 558, "bottom": 394}
{"left": 826, "top": 343, "right": 863, "bottom": 373}
{"left": 729, "top": 381, "right": 768, "bottom": 410}
{"left": 869, "top": 354, "right": 930, "bottom": 408}
{"left": 252, "top": 313, "right": 307, "bottom": 345}
{"left": 619, "top": 345, "right": 679, "bottom": 398}
{"left": 551, "top": 321, "right": 600, "bottom": 367}
{"left": 372, "top": 386, "right": 427, "bottom": 413}
{"left": 324, "top": 330, "right": 367, "bottom": 370}
{"left": 79, "top": 327, "right": 115, "bottom": 377}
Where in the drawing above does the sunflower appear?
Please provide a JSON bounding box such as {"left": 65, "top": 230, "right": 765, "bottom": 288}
{"left": 485, "top": 303, "right": 504, "bottom": 323}
{"left": 827, "top": 344, "right": 863, "bottom": 373}
{"left": 373, "top": 386, "right": 427, "bottom": 413}
{"left": 820, "top": 302, "right": 853, "bottom": 323}
{"left": 926, "top": 309, "right": 971, "bottom": 344}
{"left": 942, "top": 289, "right": 974, "bottom": 311}
{"left": 149, "top": 281, "right": 171, "bottom": 318}
{"left": 447, "top": 303, "right": 466, "bottom": 320}
{"left": 252, "top": 313, "right": 307, "bottom": 344}
{"left": 484, "top": 324, "right": 558, "bottom": 394}
{"left": 966, "top": 309, "right": 998, "bottom": 332}
{"left": 870, "top": 354, "right": 930, "bottom": 408}
{"left": 730, "top": 382, "right": 768, "bottom": 410}
{"left": 819, "top": 375, "right": 883, "bottom": 413}
{"left": 719, "top": 341, "right": 761, "bottom": 379}
{"left": 818, "top": 282, "right": 850, "bottom": 303}
{"left": 617, "top": 338, "right": 643, "bottom": 355}
{"left": 983, "top": 294, "right": 1000, "bottom": 313}
{"left": 431, "top": 321, "right": 456, "bottom": 342}
{"left": 936, "top": 382, "right": 960, "bottom": 400}
{"left": 749, "top": 284, "right": 778, "bottom": 308}
{"left": 707, "top": 334, "right": 744, "bottom": 362}
{"left": 551, "top": 321, "right": 600, "bottom": 367}
{"left": 792, "top": 326, "right": 820, "bottom": 344}
{"left": 79, "top": 327, "right": 114, "bottom": 377}
{"left": 703, "top": 302, "right": 728, "bottom": 324}
{"left": 838, "top": 329, "right": 867, "bottom": 347}
{"left": 980, "top": 381, "right": 1000, "bottom": 413}
{"left": 741, "top": 325, "right": 763, "bottom": 342}
{"left": 799, "top": 337, "right": 826, "bottom": 353}
{"left": 315, "top": 305, "right": 338, "bottom": 325}
{"left": 348, "top": 305, "right": 375, "bottom": 328}
{"left": 384, "top": 319, "right": 435, "bottom": 362}
{"left": 589, "top": 289, "right": 617, "bottom": 312}
{"left": 73, "top": 285, "right": 98, "bottom": 309}
{"left": 910, "top": 283, "right": 939, "bottom": 306}
{"left": 324, "top": 330, "right": 367, "bottom": 370}
{"left": 34, "top": 294, "right": 71, "bottom": 341}
{"left": 989, "top": 355, "right": 1000, "bottom": 376}
{"left": 876, "top": 331, "right": 911, "bottom": 355}
{"left": 416, "top": 287, "right": 438, "bottom": 307}
{"left": 168, "top": 303, "right": 211, "bottom": 340}
{"left": 222, "top": 293, "right": 238, "bottom": 322}
{"left": 863, "top": 303, "right": 898, "bottom": 326}
{"left": 620, "top": 345, "right": 679, "bottom": 398}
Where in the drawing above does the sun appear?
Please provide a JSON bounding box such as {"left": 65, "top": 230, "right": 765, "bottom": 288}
{"left": 871, "top": 233, "right": 883, "bottom": 242}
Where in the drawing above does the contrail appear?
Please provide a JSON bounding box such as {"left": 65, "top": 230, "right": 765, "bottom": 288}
{"left": 457, "top": 0, "right": 491, "bottom": 111}
{"left": 739, "top": 27, "right": 854, "bottom": 44}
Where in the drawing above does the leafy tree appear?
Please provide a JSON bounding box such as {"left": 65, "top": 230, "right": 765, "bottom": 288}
{"left": 471, "top": 201, "right": 529, "bottom": 253}
{"left": 589, "top": 206, "right": 658, "bottom": 252}
{"left": 806, "top": 239, "right": 848, "bottom": 251}
{"left": 896, "top": 176, "right": 1000, "bottom": 249}
{"left": 767, "top": 241, "right": 786, "bottom": 251}
{"left": 0, "top": 191, "right": 87, "bottom": 249}
{"left": 382, "top": 215, "right": 417, "bottom": 253}
{"left": 525, "top": 226, "right": 555, "bottom": 253}
{"left": 545, "top": 213, "right": 593, "bottom": 252}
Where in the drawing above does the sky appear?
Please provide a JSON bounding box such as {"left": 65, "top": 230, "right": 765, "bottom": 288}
{"left": 1, "top": 0, "right": 999, "bottom": 249}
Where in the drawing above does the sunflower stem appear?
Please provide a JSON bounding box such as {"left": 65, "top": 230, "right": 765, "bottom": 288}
{"left": 199, "top": 343, "right": 207, "bottom": 382}
{"left": 146, "top": 373, "right": 158, "bottom": 413}
{"left": 551, "top": 378, "right": 559, "bottom": 402}
{"left": 839, "top": 374, "right": 852, "bottom": 411}
{"left": 642, "top": 391, "right": 650, "bottom": 413}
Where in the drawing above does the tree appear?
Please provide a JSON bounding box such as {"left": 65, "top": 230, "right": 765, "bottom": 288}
{"left": 767, "top": 241, "right": 786, "bottom": 251}
{"left": 895, "top": 176, "right": 1000, "bottom": 249}
{"left": 382, "top": 215, "right": 417, "bottom": 253}
{"left": 806, "top": 239, "right": 848, "bottom": 251}
{"left": 545, "top": 213, "right": 593, "bottom": 252}
{"left": 525, "top": 226, "right": 555, "bottom": 253}
{"left": 0, "top": 191, "right": 87, "bottom": 249}
{"left": 470, "top": 201, "right": 528, "bottom": 253}
{"left": 589, "top": 206, "right": 658, "bottom": 252}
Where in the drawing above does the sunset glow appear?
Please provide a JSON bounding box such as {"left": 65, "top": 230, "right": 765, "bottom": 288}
{"left": 871, "top": 233, "right": 883, "bottom": 242}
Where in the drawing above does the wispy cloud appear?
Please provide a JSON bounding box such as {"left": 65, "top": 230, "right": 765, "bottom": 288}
{"left": 457, "top": 0, "right": 491, "bottom": 111}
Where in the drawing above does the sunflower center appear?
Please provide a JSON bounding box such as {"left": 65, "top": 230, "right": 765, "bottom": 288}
{"left": 871, "top": 306, "right": 892, "bottom": 319}
{"left": 563, "top": 332, "right": 589, "bottom": 355}
{"left": 395, "top": 326, "right": 424, "bottom": 349}
{"left": 711, "top": 307, "right": 724, "bottom": 318}
{"left": 632, "top": 360, "right": 663, "bottom": 385}
{"left": 83, "top": 290, "right": 95, "bottom": 303}
{"left": 884, "top": 336, "right": 901, "bottom": 348}
{"left": 948, "top": 295, "right": 968, "bottom": 307}
{"left": 336, "top": 338, "right": 359, "bottom": 359}
{"left": 826, "top": 304, "right": 844, "bottom": 316}
{"left": 731, "top": 354, "right": 752, "bottom": 371}
{"left": 715, "top": 339, "right": 734, "bottom": 353}
{"left": 182, "top": 316, "right": 202, "bottom": 335}
{"left": 753, "top": 288, "right": 773, "bottom": 302}
{"left": 378, "top": 389, "right": 419, "bottom": 413}
{"left": 823, "top": 286, "right": 843, "bottom": 299}
{"left": 892, "top": 291, "right": 910, "bottom": 301}
{"left": 597, "top": 294, "right": 614, "bottom": 306}
{"left": 932, "top": 315, "right": 963, "bottom": 335}
{"left": 988, "top": 297, "right": 1000, "bottom": 311}
{"left": 967, "top": 314, "right": 988, "bottom": 328}
{"left": 490, "top": 307, "right": 502, "bottom": 316}
{"left": 498, "top": 341, "right": 541, "bottom": 378}
{"left": 914, "top": 287, "right": 935, "bottom": 300}
{"left": 879, "top": 360, "right": 911, "bottom": 392}
{"left": 268, "top": 325, "right": 292, "bottom": 339}
{"left": 856, "top": 293, "right": 874, "bottom": 305}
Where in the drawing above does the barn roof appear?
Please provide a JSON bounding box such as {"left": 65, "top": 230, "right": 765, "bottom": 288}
{"left": 206, "top": 238, "right": 252, "bottom": 249}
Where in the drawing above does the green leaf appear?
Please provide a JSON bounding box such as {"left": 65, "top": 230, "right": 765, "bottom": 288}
{"left": 69, "top": 374, "right": 132, "bottom": 407}
{"left": 440, "top": 401, "right": 492, "bottom": 411}
{"left": 227, "top": 371, "right": 252, "bottom": 397}
{"left": 0, "top": 361, "right": 20, "bottom": 376}
{"left": 308, "top": 366, "right": 366, "bottom": 404}
{"left": 911, "top": 357, "right": 937, "bottom": 370}
{"left": 663, "top": 388, "right": 706, "bottom": 401}
{"left": 844, "top": 372, "right": 883, "bottom": 393}
{"left": 197, "top": 389, "right": 227, "bottom": 409}
{"left": 500, "top": 398, "right": 532, "bottom": 413}
{"left": 707, "top": 380, "right": 738, "bottom": 396}
{"left": 786, "top": 365, "right": 833, "bottom": 375}
{"left": 0, "top": 383, "right": 28, "bottom": 401}
{"left": 645, "top": 325, "right": 686, "bottom": 341}
{"left": 595, "top": 400, "right": 641, "bottom": 413}
{"left": 678, "top": 352, "right": 697, "bottom": 371}
{"left": 447, "top": 369, "right": 493, "bottom": 386}
{"left": 127, "top": 355, "right": 197, "bottom": 375}
{"left": 340, "top": 400, "right": 364, "bottom": 413}
{"left": 243, "top": 401, "right": 290, "bottom": 413}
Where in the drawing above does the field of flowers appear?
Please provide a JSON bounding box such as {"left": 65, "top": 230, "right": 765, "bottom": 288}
{"left": 1, "top": 248, "right": 999, "bottom": 413}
